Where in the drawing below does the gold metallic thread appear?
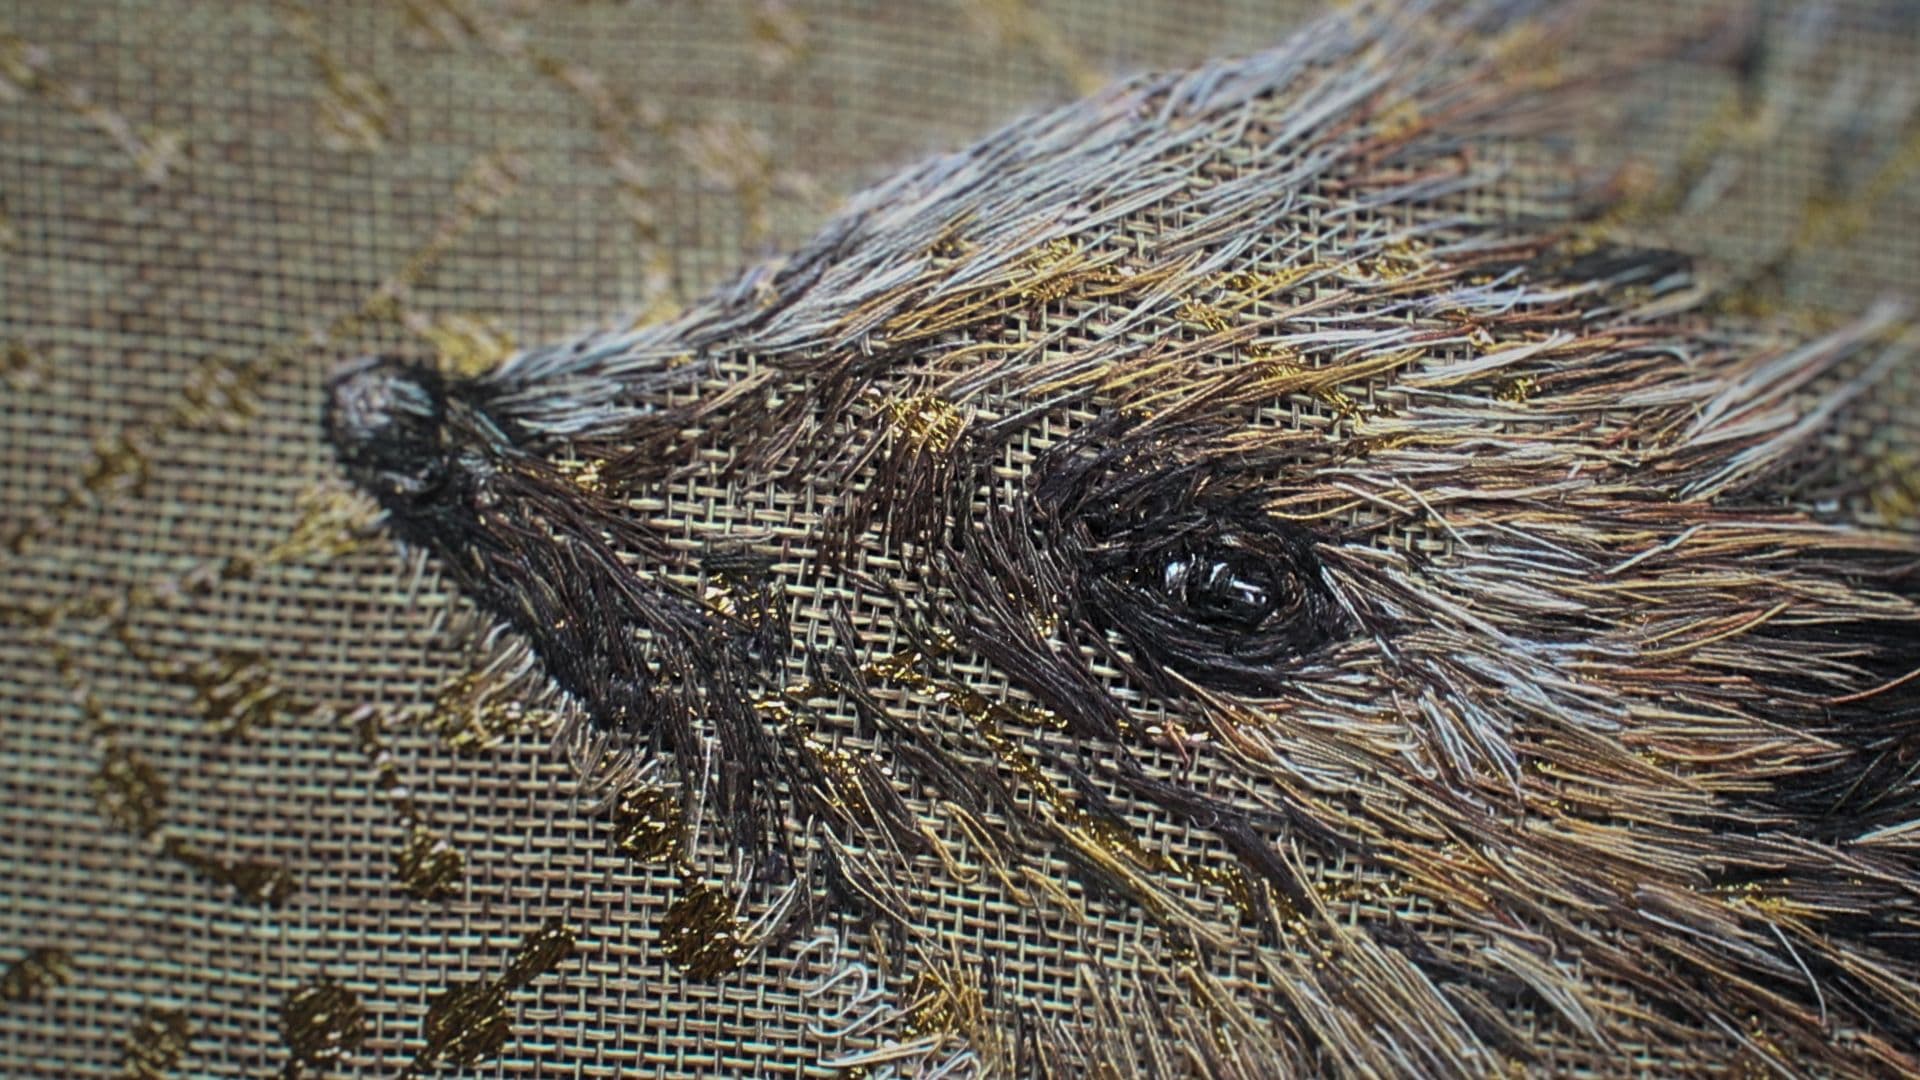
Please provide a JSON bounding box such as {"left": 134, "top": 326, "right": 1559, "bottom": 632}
{"left": 2, "top": 340, "right": 40, "bottom": 389}
{"left": 93, "top": 746, "right": 167, "bottom": 838}
{"left": 161, "top": 836, "right": 298, "bottom": 905}
{"left": 426, "top": 669, "right": 544, "bottom": 753}
{"left": 78, "top": 432, "right": 153, "bottom": 502}
{"left": 278, "top": 1, "right": 392, "bottom": 153}
{"left": 59, "top": 640, "right": 287, "bottom": 901}
{"left": 396, "top": 823, "right": 466, "bottom": 902}
{"left": 965, "top": 0, "right": 1106, "bottom": 95}
{"left": 555, "top": 455, "right": 606, "bottom": 493}
{"left": 883, "top": 394, "right": 968, "bottom": 454}
{"left": 1, "top": 947, "right": 72, "bottom": 1003}
{"left": 266, "top": 488, "right": 382, "bottom": 565}
{"left": 662, "top": 883, "right": 748, "bottom": 980}
{"left": 607, "top": 785, "right": 684, "bottom": 864}
{"left": 355, "top": 708, "right": 468, "bottom": 900}
{"left": 903, "top": 970, "right": 958, "bottom": 1039}
{"left": 502, "top": 919, "right": 577, "bottom": 987}
{"left": 415, "top": 313, "right": 517, "bottom": 378}
{"left": 172, "top": 649, "right": 290, "bottom": 742}
{"left": 1496, "top": 375, "right": 1538, "bottom": 404}
{"left": 400, "top": 917, "right": 576, "bottom": 1078}
{"left": 119, "top": 1006, "right": 192, "bottom": 1080}
{"left": 751, "top": 686, "right": 891, "bottom": 828}
{"left": 410, "top": 983, "right": 513, "bottom": 1075}
{"left": 1870, "top": 449, "right": 1920, "bottom": 527}
{"left": 279, "top": 980, "right": 367, "bottom": 1077}
{"left": 102, "top": 608, "right": 299, "bottom": 744}
{"left": 750, "top": 0, "right": 809, "bottom": 74}
{"left": 0, "top": 21, "right": 187, "bottom": 183}
{"left": 862, "top": 646, "right": 1253, "bottom": 918}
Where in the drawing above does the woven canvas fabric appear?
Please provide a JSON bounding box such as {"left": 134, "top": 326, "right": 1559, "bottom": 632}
{"left": 3, "top": 1, "right": 1918, "bottom": 1077}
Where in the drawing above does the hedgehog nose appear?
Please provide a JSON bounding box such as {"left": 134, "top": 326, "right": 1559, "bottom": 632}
{"left": 323, "top": 356, "right": 443, "bottom": 463}
{"left": 325, "top": 357, "right": 402, "bottom": 449}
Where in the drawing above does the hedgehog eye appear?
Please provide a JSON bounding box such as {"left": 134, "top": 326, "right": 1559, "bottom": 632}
{"left": 1026, "top": 424, "right": 1349, "bottom": 693}
{"left": 1077, "top": 511, "right": 1344, "bottom": 695}
{"left": 1160, "top": 545, "right": 1283, "bottom": 630}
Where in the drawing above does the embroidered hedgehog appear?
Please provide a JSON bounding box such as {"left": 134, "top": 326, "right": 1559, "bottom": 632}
{"left": 327, "top": 3, "right": 1919, "bottom": 1075}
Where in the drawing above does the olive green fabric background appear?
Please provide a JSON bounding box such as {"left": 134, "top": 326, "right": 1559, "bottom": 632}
{"left": 1, "top": 1, "right": 1915, "bottom": 1076}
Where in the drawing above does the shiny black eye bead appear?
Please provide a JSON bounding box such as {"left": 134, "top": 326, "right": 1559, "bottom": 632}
{"left": 1162, "top": 547, "right": 1279, "bottom": 630}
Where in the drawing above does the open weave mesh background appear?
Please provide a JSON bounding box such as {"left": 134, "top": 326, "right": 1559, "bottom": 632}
{"left": 2, "top": 1, "right": 1917, "bottom": 1076}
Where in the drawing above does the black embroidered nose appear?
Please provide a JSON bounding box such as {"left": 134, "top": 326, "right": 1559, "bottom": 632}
{"left": 323, "top": 357, "right": 449, "bottom": 490}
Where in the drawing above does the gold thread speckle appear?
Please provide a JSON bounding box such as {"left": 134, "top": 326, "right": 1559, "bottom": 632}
{"left": 0, "top": 22, "right": 188, "bottom": 183}
{"left": 863, "top": 645, "right": 1255, "bottom": 921}
{"left": 355, "top": 708, "right": 468, "bottom": 901}
{"left": 171, "top": 650, "right": 291, "bottom": 742}
{"left": 78, "top": 432, "right": 153, "bottom": 501}
{"left": 750, "top": 0, "right": 808, "bottom": 74}
{"left": 93, "top": 746, "right": 166, "bottom": 837}
{"left": 662, "top": 884, "right": 747, "bottom": 980}
{"left": 59, "top": 642, "right": 294, "bottom": 902}
{"left": 395, "top": 824, "right": 466, "bottom": 902}
{"left": 882, "top": 394, "right": 968, "bottom": 454}
{"left": 399, "top": 917, "right": 576, "bottom": 1078}
{"left": 903, "top": 970, "right": 958, "bottom": 1039}
{"left": 1496, "top": 375, "right": 1537, "bottom": 404}
{"left": 554, "top": 456, "right": 607, "bottom": 494}
{"left": 964, "top": 0, "right": 1105, "bottom": 95}
{"left": 2, "top": 340, "right": 40, "bottom": 389}
{"left": 413, "top": 313, "right": 517, "bottom": 378}
{"left": 161, "top": 836, "right": 298, "bottom": 905}
{"left": 425, "top": 668, "right": 545, "bottom": 754}
{"left": 119, "top": 1006, "right": 192, "bottom": 1080}
{"left": 1870, "top": 449, "right": 1920, "bottom": 528}
{"left": 1, "top": 947, "right": 73, "bottom": 1003}
{"left": 674, "top": 117, "right": 775, "bottom": 239}
{"left": 279, "top": 2, "right": 393, "bottom": 153}
{"left": 265, "top": 488, "right": 382, "bottom": 566}
{"left": 410, "top": 983, "right": 512, "bottom": 1075}
{"left": 606, "top": 785, "right": 684, "bottom": 864}
{"left": 279, "top": 980, "right": 367, "bottom": 1078}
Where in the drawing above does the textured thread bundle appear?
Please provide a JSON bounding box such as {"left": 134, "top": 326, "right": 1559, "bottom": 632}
{"left": 328, "top": 3, "right": 1920, "bottom": 1075}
